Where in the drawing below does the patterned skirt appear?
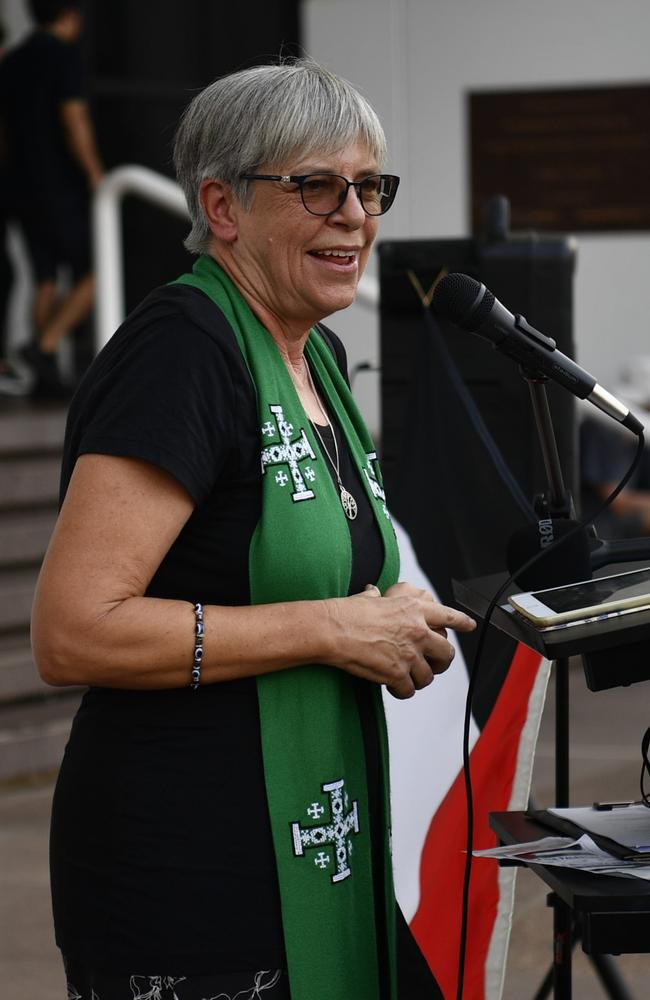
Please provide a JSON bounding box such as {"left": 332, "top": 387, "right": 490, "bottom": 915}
{"left": 63, "top": 960, "right": 290, "bottom": 1000}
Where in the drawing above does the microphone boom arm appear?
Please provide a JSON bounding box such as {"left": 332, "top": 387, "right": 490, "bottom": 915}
{"left": 524, "top": 371, "right": 572, "bottom": 515}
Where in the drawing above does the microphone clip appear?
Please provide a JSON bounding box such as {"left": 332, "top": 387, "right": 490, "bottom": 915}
{"left": 533, "top": 492, "right": 576, "bottom": 524}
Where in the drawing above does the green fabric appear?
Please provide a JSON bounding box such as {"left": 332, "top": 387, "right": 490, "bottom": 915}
{"left": 174, "top": 255, "right": 400, "bottom": 1000}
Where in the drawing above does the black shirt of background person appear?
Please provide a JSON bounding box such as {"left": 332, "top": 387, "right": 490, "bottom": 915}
{"left": 0, "top": 29, "right": 87, "bottom": 206}
{"left": 581, "top": 416, "right": 650, "bottom": 539}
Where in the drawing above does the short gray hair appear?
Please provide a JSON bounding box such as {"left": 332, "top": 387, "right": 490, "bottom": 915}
{"left": 173, "top": 58, "right": 387, "bottom": 255}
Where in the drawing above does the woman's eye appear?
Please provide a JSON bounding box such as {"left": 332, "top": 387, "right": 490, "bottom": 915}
{"left": 362, "top": 177, "right": 381, "bottom": 195}
{"left": 304, "top": 177, "right": 331, "bottom": 193}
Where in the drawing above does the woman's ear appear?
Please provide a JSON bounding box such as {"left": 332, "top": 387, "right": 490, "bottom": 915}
{"left": 199, "top": 179, "right": 240, "bottom": 243}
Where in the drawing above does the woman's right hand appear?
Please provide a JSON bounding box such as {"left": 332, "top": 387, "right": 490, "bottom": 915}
{"left": 326, "top": 582, "right": 476, "bottom": 699}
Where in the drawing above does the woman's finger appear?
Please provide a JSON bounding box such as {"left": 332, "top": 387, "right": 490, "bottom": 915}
{"left": 422, "top": 631, "right": 456, "bottom": 674}
{"left": 424, "top": 602, "right": 476, "bottom": 633}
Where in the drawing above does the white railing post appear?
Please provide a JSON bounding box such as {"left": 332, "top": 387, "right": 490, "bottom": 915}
{"left": 93, "top": 166, "right": 190, "bottom": 351}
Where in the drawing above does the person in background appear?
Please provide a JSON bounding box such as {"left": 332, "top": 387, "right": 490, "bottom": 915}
{"left": 32, "top": 58, "right": 476, "bottom": 999}
{"left": 0, "top": 16, "right": 26, "bottom": 396}
{"left": 0, "top": 0, "right": 103, "bottom": 399}
{"left": 581, "top": 357, "right": 650, "bottom": 538}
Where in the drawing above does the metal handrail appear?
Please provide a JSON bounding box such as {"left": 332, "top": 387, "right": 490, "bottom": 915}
{"left": 93, "top": 164, "right": 379, "bottom": 351}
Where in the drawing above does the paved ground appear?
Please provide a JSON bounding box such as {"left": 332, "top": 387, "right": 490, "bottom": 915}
{"left": 2, "top": 660, "right": 650, "bottom": 999}
{"left": 0, "top": 773, "right": 65, "bottom": 999}
{"left": 503, "top": 660, "right": 650, "bottom": 999}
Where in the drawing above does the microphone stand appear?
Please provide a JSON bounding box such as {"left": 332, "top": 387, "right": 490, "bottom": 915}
{"left": 525, "top": 374, "right": 574, "bottom": 521}
{"left": 520, "top": 369, "right": 633, "bottom": 1000}
{"left": 523, "top": 372, "right": 573, "bottom": 807}
{"left": 522, "top": 376, "right": 650, "bottom": 569}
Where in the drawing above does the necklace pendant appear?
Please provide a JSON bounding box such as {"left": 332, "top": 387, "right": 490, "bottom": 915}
{"left": 340, "top": 486, "right": 358, "bottom": 520}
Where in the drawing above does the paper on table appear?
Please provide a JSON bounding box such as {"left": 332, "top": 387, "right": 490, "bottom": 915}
{"left": 548, "top": 804, "right": 650, "bottom": 852}
{"left": 474, "top": 834, "right": 650, "bottom": 878}
{"left": 473, "top": 836, "right": 576, "bottom": 858}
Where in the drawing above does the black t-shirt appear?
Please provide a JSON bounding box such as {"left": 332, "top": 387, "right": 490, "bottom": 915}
{"left": 51, "top": 282, "right": 385, "bottom": 973}
{"left": 0, "top": 30, "right": 87, "bottom": 203}
{"left": 581, "top": 416, "right": 650, "bottom": 538}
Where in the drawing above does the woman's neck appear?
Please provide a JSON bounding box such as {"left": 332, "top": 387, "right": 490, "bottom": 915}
{"left": 208, "top": 249, "right": 314, "bottom": 368}
{"left": 207, "top": 249, "right": 328, "bottom": 423}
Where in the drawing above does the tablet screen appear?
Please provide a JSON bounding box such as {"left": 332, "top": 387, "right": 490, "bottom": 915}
{"left": 531, "top": 568, "right": 650, "bottom": 614}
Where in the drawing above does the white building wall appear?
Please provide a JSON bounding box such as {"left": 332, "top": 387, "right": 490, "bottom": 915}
{"left": 304, "top": 0, "right": 650, "bottom": 436}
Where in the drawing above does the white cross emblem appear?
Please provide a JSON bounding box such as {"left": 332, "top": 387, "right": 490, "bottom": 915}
{"left": 314, "top": 851, "right": 331, "bottom": 869}
{"left": 261, "top": 403, "right": 317, "bottom": 503}
{"left": 261, "top": 421, "right": 275, "bottom": 437}
{"left": 275, "top": 471, "right": 289, "bottom": 486}
{"left": 363, "top": 451, "right": 386, "bottom": 502}
{"left": 291, "top": 778, "right": 360, "bottom": 883}
{"left": 307, "top": 802, "right": 325, "bottom": 819}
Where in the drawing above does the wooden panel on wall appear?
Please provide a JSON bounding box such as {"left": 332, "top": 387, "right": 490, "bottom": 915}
{"left": 470, "top": 83, "right": 650, "bottom": 234}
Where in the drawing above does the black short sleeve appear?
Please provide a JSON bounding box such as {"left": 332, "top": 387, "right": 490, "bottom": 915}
{"left": 53, "top": 40, "right": 86, "bottom": 103}
{"left": 64, "top": 288, "right": 241, "bottom": 505}
{"left": 580, "top": 416, "right": 650, "bottom": 489}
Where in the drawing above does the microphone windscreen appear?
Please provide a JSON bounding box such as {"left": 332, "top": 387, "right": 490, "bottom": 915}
{"left": 507, "top": 519, "right": 592, "bottom": 591}
{"left": 432, "top": 272, "right": 494, "bottom": 330}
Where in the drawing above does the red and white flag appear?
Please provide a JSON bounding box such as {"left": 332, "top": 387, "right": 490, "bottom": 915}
{"left": 385, "top": 522, "right": 548, "bottom": 999}
{"left": 381, "top": 312, "right": 550, "bottom": 998}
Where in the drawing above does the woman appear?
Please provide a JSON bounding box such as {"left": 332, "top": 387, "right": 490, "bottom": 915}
{"left": 33, "top": 59, "right": 475, "bottom": 1000}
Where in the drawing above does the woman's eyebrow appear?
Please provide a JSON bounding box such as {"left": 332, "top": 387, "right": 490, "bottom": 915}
{"left": 289, "top": 161, "right": 380, "bottom": 176}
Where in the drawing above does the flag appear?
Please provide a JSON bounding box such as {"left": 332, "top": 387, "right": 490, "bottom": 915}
{"left": 382, "top": 311, "right": 550, "bottom": 999}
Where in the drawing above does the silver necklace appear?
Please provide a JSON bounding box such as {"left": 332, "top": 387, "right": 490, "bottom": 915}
{"left": 305, "top": 362, "right": 358, "bottom": 521}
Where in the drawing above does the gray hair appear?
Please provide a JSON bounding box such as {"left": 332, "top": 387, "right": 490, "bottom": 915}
{"left": 173, "top": 58, "right": 387, "bottom": 255}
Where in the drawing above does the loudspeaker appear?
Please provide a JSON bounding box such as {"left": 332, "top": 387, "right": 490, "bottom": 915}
{"left": 379, "top": 233, "right": 578, "bottom": 541}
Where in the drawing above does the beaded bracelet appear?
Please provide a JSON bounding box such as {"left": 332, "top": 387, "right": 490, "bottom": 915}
{"left": 190, "top": 602, "right": 204, "bottom": 690}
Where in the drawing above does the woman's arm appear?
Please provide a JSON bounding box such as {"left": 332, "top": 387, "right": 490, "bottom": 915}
{"left": 594, "top": 481, "right": 650, "bottom": 534}
{"left": 32, "top": 454, "right": 474, "bottom": 697}
{"left": 59, "top": 98, "right": 104, "bottom": 190}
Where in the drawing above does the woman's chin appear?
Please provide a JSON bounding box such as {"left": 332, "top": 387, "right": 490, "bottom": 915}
{"left": 311, "top": 277, "right": 362, "bottom": 317}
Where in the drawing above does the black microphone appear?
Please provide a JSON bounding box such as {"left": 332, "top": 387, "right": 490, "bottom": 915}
{"left": 432, "top": 272, "right": 644, "bottom": 436}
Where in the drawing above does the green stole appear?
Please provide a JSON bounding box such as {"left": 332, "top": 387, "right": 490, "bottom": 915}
{"left": 174, "top": 255, "right": 400, "bottom": 1000}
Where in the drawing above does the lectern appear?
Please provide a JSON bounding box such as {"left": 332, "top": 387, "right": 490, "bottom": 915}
{"left": 455, "top": 572, "right": 650, "bottom": 999}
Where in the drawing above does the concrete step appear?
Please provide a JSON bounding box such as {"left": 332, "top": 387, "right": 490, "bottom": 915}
{"left": 0, "top": 404, "right": 66, "bottom": 456}
{"left": 0, "top": 402, "right": 70, "bottom": 782}
{"left": 0, "top": 566, "right": 39, "bottom": 633}
{"left": 0, "top": 692, "right": 81, "bottom": 783}
{"left": 0, "top": 509, "right": 56, "bottom": 568}
{"left": 0, "top": 633, "right": 49, "bottom": 702}
{"left": 0, "top": 454, "right": 61, "bottom": 510}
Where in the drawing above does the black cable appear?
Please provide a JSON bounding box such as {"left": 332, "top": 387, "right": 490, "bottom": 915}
{"left": 640, "top": 726, "right": 650, "bottom": 806}
{"left": 455, "top": 429, "right": 646, "bottom": 1000}
{"left": 422, "top": 309, "right": 536, "bottom": 522}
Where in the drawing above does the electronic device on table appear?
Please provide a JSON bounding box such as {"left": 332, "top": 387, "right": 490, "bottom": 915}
{"left": 508, "top": 566, "right": 650, "bottom": 627}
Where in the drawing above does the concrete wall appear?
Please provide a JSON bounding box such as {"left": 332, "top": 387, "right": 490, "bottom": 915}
{"left": 304, "top": 0, "right": 650, "bottom": 436}
{"left": 0, "top": 0, "right": 29, "bottom": 42}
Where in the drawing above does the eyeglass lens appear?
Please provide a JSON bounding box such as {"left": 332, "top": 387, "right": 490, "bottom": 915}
{"left": 300, "top": 174, "right": 397, "bottom": 216}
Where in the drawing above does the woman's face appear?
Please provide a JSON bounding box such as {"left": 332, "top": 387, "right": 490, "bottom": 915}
{"left": 228, "top": 139, "right": 381, "bottom": 329}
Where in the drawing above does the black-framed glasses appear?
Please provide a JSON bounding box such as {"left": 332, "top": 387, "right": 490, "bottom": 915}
{"left": 239, "top": 172, "right": 400, "bottom": 217}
